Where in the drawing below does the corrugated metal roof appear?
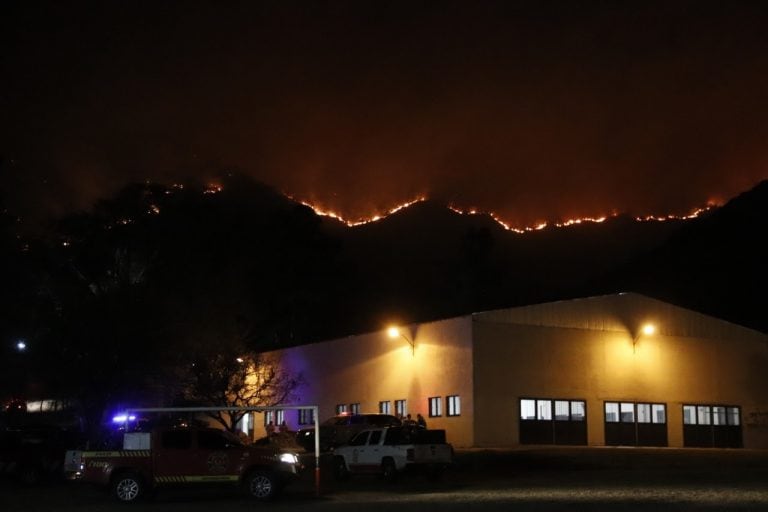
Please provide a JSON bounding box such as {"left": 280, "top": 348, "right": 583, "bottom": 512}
{"left": 473, "top": 293, "right": 767, "bottom": 342}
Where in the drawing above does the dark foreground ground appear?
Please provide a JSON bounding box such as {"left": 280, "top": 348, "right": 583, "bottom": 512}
{"left": 3, "top": 446, "right": 768, "bottom": 511}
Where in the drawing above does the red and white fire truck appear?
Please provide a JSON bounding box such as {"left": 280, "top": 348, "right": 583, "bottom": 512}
{"left": 69, "top": 425, "right": 304, "bottom": 502}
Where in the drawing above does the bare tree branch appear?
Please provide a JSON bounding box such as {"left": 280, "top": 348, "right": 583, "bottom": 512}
{"left": 181, "top": 346, "right": 304, "bottom": 432}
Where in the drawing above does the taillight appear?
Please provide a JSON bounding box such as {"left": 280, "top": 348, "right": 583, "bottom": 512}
{"left": 406, "top": 448, "right": 414, "bottom": 461}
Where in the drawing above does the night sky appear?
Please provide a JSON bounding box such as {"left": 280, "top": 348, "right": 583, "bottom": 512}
{"left": 3, "top": 0, "right": 768, "bottom": 229}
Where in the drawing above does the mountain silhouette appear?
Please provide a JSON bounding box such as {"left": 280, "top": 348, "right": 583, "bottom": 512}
{"left": 595, "top": 179, "right": 768, "bottom": 333}
{"left": 24, "top": 175, "right": 768, "bottom": 351}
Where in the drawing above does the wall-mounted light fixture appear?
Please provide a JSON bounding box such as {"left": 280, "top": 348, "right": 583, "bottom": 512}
{"left": 387, "top": 326, "right": 415, "bottom": 355}
{"left": 633, "top": 323, "right": 656, "bottom": 353}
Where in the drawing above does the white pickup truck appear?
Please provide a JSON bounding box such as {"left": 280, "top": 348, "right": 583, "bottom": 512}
{"left": 332, "top": 426, "right": 453, "bottom": 482}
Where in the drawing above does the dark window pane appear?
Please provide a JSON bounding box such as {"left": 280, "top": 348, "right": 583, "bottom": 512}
{"left": 161, "top": 430, "right": 192, "bottom": 449}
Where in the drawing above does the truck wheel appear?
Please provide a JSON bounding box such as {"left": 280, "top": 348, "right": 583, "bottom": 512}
{"left": 333, "top": 456, "right": 350, "bottom": 481}
{"left": 112, "top": 472, "right": 144, "bottom": 502}
{"left": 245, "top": 471, "right": 278, "bottom": 500}
{"left": 381, "top": 458, "right": 397, "bottom": 483}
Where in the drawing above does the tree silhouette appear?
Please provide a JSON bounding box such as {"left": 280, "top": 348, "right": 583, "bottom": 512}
{"left": 181, "top": 346, "right": 304, "bottom": 432}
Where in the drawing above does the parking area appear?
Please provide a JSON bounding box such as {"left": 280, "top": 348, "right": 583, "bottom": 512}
{"left": 3, "top": 447, "right": 768, "bottom": 511}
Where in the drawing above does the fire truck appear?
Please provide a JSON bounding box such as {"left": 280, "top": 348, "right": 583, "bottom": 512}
{"left": 70, "top": 426, "right": 303, "bottom": 502}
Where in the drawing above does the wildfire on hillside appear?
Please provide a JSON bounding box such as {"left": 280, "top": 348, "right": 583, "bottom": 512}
{"left": 296, "top": 196, "right": 716, "bottom": 234}
{"left": 53, "top": 182, "right": 720, "bottom": 250}
{"left": 291, "top": 197, "right": 428, "bottom": 227}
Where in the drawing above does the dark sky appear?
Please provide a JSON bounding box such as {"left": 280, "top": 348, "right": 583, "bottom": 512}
{"left": 3, "top": 0, "right": 768, "bottom": 229}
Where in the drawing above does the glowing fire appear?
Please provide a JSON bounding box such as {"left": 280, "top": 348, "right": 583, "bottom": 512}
{"left": 290, "top": 196, "right": 428, "bottom": 227}
{"left": 300, "top": 197, "right": 715, "bottom": 234}
{"left": 204, "top": 183, "right": 223, "bottom": 195}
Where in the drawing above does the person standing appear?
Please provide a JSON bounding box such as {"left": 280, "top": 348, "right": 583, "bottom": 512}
{"left": 416, "top": 413, "right": 427, "bottom": 429}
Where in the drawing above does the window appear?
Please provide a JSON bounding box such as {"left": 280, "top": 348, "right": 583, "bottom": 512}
{"left": 395, "top": 399, "right": 407, "bottom": 418}
{"left": 429, "top": 397, "right": 442, "bottom": 417}
{"left": 348, "top": 431, "right": 369, "bottom": 446}
{"left": 683, "top": 405, "right": 696, "bottom": 425}
{"left": 447, "top": 395, "right": 461, "bottom": 417}
{"left": 637, "top": 403, "right": 651, "bottom": 423}
{"left": 555, "top": 400, "right": 569, "bottom": 421}
{"left": 520, "top": 399, "right": 536, "bottom": 420}
{"left": 335, "top": 404, "right": 348, "bottom": 415}
{"left": 684, "top": 404, "right": 740, "bottom": 426}
{"left": 698, "top": 405, "right": 711, "bottom": 425}
{"left": 238, "top": 413, "right": 251, "bottom": 434}
{"left": 522, "top": 398, "right": 585, "bottom": 422}
{"left": 605, "top": 402, "right": 666, "bottom": 425}
{"left": 620, "top": 402, "right": 635, "bottom": 423}
{"left": 713, "top": 406, "right": 726, "bottom": 426}
{"left": 379, "top": 401, "right": 391, "bottom": 415}
{"left": 298, "top": 408, "right": 314, "bottom": 425}
{"left": 198, "top": 430, "right": 230, "bottom": 450}
{"left": 369, "top": 430, "right": 382, "bottom": 444}
{"left": 264, "top": 410, "right": 284, "bottom": 426}
{"left": 537, "top": 400, "right": 552, "bottom": 420}
{"left": 571, "top": 401, "right": 586, "bottom": 421}
{"left": 161, "top": 430, "right": 191, "bottom": 449}
{"left": 350, "top": 403, "right": 361, "bottom": 415}
{"left": 728, "top": 407, "right": 740, "bottom": 426}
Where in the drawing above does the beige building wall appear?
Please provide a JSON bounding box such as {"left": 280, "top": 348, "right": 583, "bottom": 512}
{"left": 263, "top": 293, "right": 768, "bottom": 449}
{"left": 472, "top": 294, "right": 768, "bottom": 448}
{"left": 266, "top": 316, "right": 476, "bottom": 447}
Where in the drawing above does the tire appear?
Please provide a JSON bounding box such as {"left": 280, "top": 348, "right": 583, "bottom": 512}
{"left": 333, "top": 456, "right": 350, "bottom": 481}
{"left": 112, "top": 472, "right": 144, "bottom": 502}
{"left": 381, "top": 458, "right": 397, "bottom": 483}
{"left": 245, "top": 471, "right": 278, "bottom": 500}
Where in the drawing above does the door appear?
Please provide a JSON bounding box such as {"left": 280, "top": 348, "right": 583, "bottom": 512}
{"left": 346, "top": 431, "right": 375, "bottom": 472}
{"left": 188, "top": 429, "right": 244, "bottom": 483}
{"left": 154, "top": 430, "right": 195, "bottom": 482}
{"left": 354, "top": 430, "right": 384, "bottom": 470}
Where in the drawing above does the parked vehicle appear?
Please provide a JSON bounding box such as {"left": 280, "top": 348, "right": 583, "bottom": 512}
{"left": 296, "top": 413, "right": 401, "bottom": 452}
{"left": 0, "top": 409, "right": 85, "bottom": 485}
{"left": 332, "top": 426, "right": 453, "bottom": 482}
{"left": 69, "top": 426, "right": 303, "bottom": 502}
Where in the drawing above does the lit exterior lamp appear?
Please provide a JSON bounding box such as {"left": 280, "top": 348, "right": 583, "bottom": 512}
{"left": 387, "top": 326, "right": 415, "bottom": 355}
{"left": 633, "top": 323, "right": 656, "bottom": 353}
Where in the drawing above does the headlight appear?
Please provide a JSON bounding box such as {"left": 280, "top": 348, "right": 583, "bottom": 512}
{"left": 279, "top": 453, "right": 299, "bottom": 464}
